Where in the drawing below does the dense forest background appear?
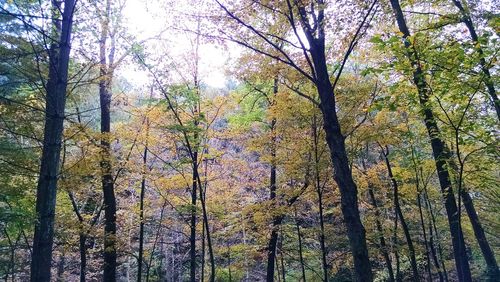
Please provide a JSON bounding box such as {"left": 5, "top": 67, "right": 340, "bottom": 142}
{"left": 0, "top": 0, "right": 498, "bottom": 281}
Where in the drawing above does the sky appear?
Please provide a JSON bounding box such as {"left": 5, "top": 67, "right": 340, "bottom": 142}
{"left": 120, "top": 0, "right": 231, "bottom": 89}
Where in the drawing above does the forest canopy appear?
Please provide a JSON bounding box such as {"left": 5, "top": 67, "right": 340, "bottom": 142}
{"left": 0, "top": 0, "right": 498, "bottom": 281}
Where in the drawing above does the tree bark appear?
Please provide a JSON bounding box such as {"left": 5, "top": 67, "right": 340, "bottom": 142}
{"left": 311, "top": 49, "right": 372, "bottom": 282}
{"left": 382, "top": 148, "right": 419, "bottom": 281}
{"left": 189, "top": 151, "right": 198, "bottom": 282}
{"left": 294, "top": 209, "right": 307, "bottom": 282}
{"left": 30, "top": 1, "right": 75, "bottom": 281}
{"left": 137, "top": 119, "right": 149, "bottom": 282}
{"left": 312, "top": 114, "right": 329, "bottom": 282}
{"left": 388, "top": 0, "right": 472, "bottom": 280}
{"left": 77, "top": 234, "right": 87, "bottom": 282}
{"left": 461, "top": 190, "right": 499, "bottom": 280}
{"left": 99, "top": 0, "right": 117, "bottom": 279}
{"left": 423, "top": 184, "right": 449, "bottom": 282}
{"left": 367, "top": 186, "right": 395, "bottom": 282}
{"left": 266, "top": 78, "right": 279, "bottom": 282}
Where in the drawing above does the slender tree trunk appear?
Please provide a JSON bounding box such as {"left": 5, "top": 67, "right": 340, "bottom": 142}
{"left": 417, "top": 193, "right": 433, "bottom": 281}
{"left": 30, "top": 1, "right": 75, "bottom": 281}
{"left": 266, "top": 78, "right": 280, "bottom": 282}
{"left": 137, "top": 119, "right": 149, "bottom": 282}
{"left": 201, "top": 216, "right": 206, "bottom": 282}
{"left": 382, "top": 148, "right": 419, "bottom": 281}
{"left": 393, "top": 205, "right": 401, "bottom": 282}
{"left": 99, "top": 0, "right": 118, "bottom": 279}
{"left": 197, "top": 170, "right": 215, "bottom": 282}
{"left": 294, "top": 209, "right": 307, "bottom": 282}
{"left": 279, "top": 228, "right": 286, "bottom": 282}
{"left": 451, "top": 0, "right": 500, "bottom": 120}
{"left": 189, "top": 151, "right": 198, "bottom": 282}
{"left": 312, "top": 114, "right": 329, "bottom": 282}
{"left": 388, "top": 1, "right": 472, "bottom": 280}
{"left": 423, "top": 185, "right": 448, "bottom": 282}
{"left": 367, "top": 186, "right": 395, "bottom": 282}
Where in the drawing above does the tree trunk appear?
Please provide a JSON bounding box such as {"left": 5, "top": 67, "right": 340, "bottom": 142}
{"left": 367, "top": 186, "right": 395, "bottom": 282}
{"left": 189, "top": 150, "right": 198, "bottom": 282}
{"left": 417, "top": 193, "right": 434, "bottom": 281}
{"left": 266, "top": 173, "right": 279, "bottom": 282}
{"left": 266, "top": 78, "right": 280, "bottom": 282}
{"left": 197, "top": 168, "right": 215, "bottom": 282}
{"left": 382, "top": 148, "right": 419, "bottom": 281}
{"left": 393, "top": 210, "right": 401, "bottom": 282}
{"left": 294, "top": 209, "right": 307, "bottom": 282}
{"left": 137, "top": 120, "right": 149, "bottom": 282}
{"left": 310, "top": 48, "right": 372, "bottom": 281}
{"left": 461, "top": 190, "right": 499, "bottom": 280}
{"left": 312, "top": 114, "right": 329, "bottom": 282}
{"left": 388, "top": 0, "right": 472, "bottom": 280}
{"left": 79, "top": 234, "right": 87, "bottom": 282}
{"left": 279, "top": 229, "right": 286, "bottom": 282}
{"left": 30, "top": 1, "right": 75, "bottom": 281}
{"left": 99, "top": 0, "right": 118, "bottom": 279}
{"left": 423, "top": 184, "right": 448, "bottom": 282}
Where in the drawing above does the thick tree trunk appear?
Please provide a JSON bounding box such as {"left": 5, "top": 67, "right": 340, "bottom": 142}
{"left": 79, "top": 234, "right": 87, "bottom": 282}
{"left": 388, "top": 0, "right": 472, "bottom": 280}
{"left": 451, "top": 0, "right": 500, "bottom": 120}
{"left": 461, "top": 190, "right": 499, "bottom": 280}
{"left": 309, "top": 45, "right": 372, "bottom": 281}
{"left": 30, "top": 1, "right": 75, "bottom": 281}
{"left": 382, "top": 148, "right": 419, "bottom": 281}
{"left": 99, "top": 1, "right": 117, "bottom": 279}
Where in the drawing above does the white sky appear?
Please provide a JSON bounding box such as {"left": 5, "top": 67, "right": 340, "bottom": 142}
{"left": 120, "top": 0, "right": 231, "bottom": 89}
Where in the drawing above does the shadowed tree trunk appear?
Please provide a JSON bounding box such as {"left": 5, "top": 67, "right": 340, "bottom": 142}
{"left": 294, "top": 208, "right": 307, "bottom": 282}
{"left": 388, "top": 0, "right": 472, "bottom": 280}
{"left": 266, "top": 77, "right": 279, "bottom": 282}
{"left": 30, "top": 0, "right": 76, "bottom": 281}
{"left": 312, "top": 114, "right": 329, "bottom": 282}
{"left": 461, "top": 190, "right": 499, "bottom": 280}
{"left": 99, "top": 0, "right": 118, "bottom": 279}
{"left": 137, "top": 119, "right": 149, "bottom": 282}
{"left": 296, "top": 2, "right": 374, "bottom": 278}
{"left": 381, "top": 147, "right": 419, "bottom": 281}
{"left": 367, "top": 185, "right": 395, "bottom": 282}
{"left": 422, "top": 182, "right": 449, "bottom": 282}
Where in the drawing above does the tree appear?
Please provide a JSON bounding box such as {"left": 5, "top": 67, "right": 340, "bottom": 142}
{"left": 30, "top": 0, "right": 76, "bottom": 281}
{"left": 387, "top": 0, "right": 472, "bottom": 279}
{"left": 214, "top": 1, "right": 378, "bottom": 279}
